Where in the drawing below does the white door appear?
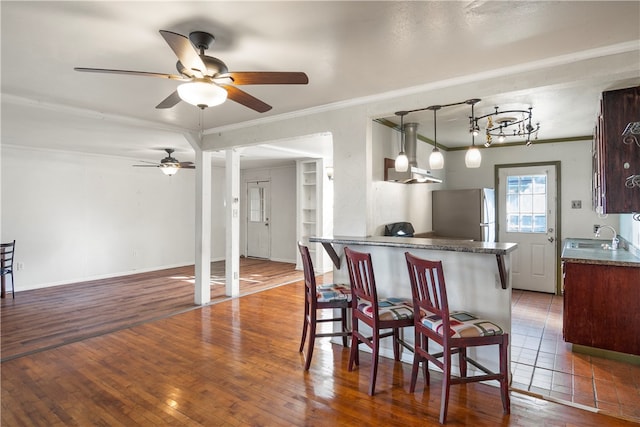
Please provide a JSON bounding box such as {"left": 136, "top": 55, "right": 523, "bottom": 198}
{"left": 246, "top": 181, "right": 271, "bottom": 259}
{"left": 498, "top": 165, "right": 557, "bottom": 293}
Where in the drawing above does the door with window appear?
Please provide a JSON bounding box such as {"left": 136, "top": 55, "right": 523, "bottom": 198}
{"left": 247, "top": 180, "right": 271, "bottom": 259}
{"left": 498, "top": 164, "right": 557, "bottom": 293}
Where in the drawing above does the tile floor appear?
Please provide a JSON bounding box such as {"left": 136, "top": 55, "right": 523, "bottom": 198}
{"left": 510, "top": 289, "right": 640, "bottom": 423}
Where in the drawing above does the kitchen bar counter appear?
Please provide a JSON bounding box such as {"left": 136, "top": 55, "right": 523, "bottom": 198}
{"left": 561, "top": 238, "right": 640, "bottom": 268}
{"left": 311, "top": 235, "right": 517, "bottom": 289}
{"left": 308, "top": 234, "right": 516, "bottom": 372}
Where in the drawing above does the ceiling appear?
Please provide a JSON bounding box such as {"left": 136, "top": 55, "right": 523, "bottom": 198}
{"left": 2, "top": 1, "right": 639, "bottom": 168}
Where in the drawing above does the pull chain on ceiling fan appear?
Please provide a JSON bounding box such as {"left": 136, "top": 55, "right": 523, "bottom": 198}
{"left": 75, "top": 30, "right": 309, "bottom": 112}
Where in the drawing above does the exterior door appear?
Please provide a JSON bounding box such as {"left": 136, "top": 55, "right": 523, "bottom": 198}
{"left": 246, "top": 181, "right": 271, "bottom": 259}
{"left": 498, "top": 164, "right": 558, "bottom": 293}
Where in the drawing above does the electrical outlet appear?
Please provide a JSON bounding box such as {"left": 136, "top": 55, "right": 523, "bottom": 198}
{"left": 16, "top": 262, "right": 24, "bottom": 271}
{"left": 571, "top": 200, "right": 582, "bottom": 209}
{"left": 593, "top": 224, "right": 600, "bottom": 233}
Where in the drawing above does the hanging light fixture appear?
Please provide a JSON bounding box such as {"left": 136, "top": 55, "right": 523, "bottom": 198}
{"left": 465, "top": 99, "right": 482, "bottom": 168}
{"left": 428, "top": 105, "right": 444, "bottom": 170}
{"left": 477, "top": 106, "right": 540, "bottom": 147}
{"left": 161, "top": 164, "right": 179, "bottom": 176}
{"left": 177, "top": 79, "right": 228, "bottom": 109}
{"left": 394, "top": 111, "right": 409, "bottom": 172}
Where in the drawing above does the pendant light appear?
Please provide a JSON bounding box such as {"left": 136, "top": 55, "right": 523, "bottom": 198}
{"left": 394, "top": 112, "right": 409, "bottom": 172}
{"left": 428, "top": 105, "right": 444, "bottom": 170}
{"left": 465, "top": 99, "right": 482, "bottom": 168}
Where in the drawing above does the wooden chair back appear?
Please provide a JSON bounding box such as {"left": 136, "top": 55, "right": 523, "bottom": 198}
{"left": 405, "top": 252, "right": 450, "bottom": 342}
{"left": 344, "top": 246, "right": 379, "bottom": 315}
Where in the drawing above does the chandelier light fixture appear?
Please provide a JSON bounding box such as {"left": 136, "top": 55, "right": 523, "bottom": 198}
{"left": 177, "top": 79, "right": 228, "bottom": 109}
{"left": 465, "top": 99, "right": 482, "bottom": 168}
{"left": 427, "top": 105, "right": 444, "bottom": 170}
{"left": 394, "top": 111, "right": 409, "bottom": 172}
{"left": 471, "top": 106, "right": 540, "bottom": 147}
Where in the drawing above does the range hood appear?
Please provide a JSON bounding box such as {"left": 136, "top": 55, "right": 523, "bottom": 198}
{"left": 384, "top": 122, "right": 442, "bottom": 184}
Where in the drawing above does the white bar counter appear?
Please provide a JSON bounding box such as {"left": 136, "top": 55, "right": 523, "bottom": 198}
{"left": 310, "top": 235, "right": 518, "bottom": 374}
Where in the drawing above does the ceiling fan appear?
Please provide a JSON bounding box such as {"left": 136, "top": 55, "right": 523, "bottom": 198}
{"left": 133, "top": 149, "right": 194, "bottom": 176}
{"left": 75, "top": 30, "right": 309, "bottom": 112}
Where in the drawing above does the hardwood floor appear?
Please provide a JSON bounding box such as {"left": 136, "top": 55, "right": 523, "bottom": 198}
{"left": 0, "top": 258, "right": 302, "bottom": 361}
{"left": 1, "top": 261, "right": 637, "bottom": 426}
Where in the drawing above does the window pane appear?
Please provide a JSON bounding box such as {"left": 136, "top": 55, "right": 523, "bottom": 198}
{"left": 249, "top": 187, "right": 264, "bottom": 222}
{"left": 533, "top": 195, "right": 546, "bottom": 213}
{"left": 533, "top": 215, "right": 547, "bottom": 232}
{"left": 519, "top": 176, "right": 533, "bottom": 194}
{"left": 505, "top": 174, "right": 547, "bottom": 234}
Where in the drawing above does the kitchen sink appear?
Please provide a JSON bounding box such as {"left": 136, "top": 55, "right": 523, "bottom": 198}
{"left": 569, "top": 242, "right": 599, "bottom": 249}
{"left": 568, "top": 241, "right": 618, "bottom": 250}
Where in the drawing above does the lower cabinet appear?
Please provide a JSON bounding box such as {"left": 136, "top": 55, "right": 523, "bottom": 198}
{"left": 563, "top": 262, "right": 640, "bottom": 355}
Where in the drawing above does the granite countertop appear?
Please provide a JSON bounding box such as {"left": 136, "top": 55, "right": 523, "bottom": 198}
{"left": 561, "top": 238, "right": 640, "bottom": 268}
{"left": 310, "top": 235, "right": 518, "bottom": 255}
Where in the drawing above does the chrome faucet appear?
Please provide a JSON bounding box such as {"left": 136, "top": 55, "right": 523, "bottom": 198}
{"left": 595, "top": 225, "right": 619, "bottom": 250}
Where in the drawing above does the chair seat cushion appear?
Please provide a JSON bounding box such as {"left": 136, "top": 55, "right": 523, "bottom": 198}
{"left": 358, "top": 297, "right": 414, "bottom": 321}
{"left": 316, "top": 283, "right": 351, "bottom": 302}
{"left": 421, "top": 310, "right": 504, "bottom": 338}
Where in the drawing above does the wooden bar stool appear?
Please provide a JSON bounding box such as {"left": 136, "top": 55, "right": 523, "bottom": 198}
{"left": 405, "top": 252, "right": 510, "bottom": 424}
{"left": 344, "top": 247, "right": 414, "bottom": 396}
{"left": 298, "top": 242, "right": 351, "bottom": 371}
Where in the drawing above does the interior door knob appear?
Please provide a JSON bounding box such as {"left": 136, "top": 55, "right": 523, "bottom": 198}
{"left": 548, "top": 236, "right": 555, "bottom": 243}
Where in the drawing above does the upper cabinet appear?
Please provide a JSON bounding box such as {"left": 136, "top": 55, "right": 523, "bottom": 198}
{"left": 593, "top": 86, "right": 640, "bottom": 213}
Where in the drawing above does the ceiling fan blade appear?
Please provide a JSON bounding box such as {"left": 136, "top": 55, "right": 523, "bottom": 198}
{"left": 178, "top": 162, "right": 195, "bottom": 168}
{"left": 133, "top": 165, "right": 160, "bottom": 168}
{"left": 159, "top": 30, "right": 207, "bottom": 76}
{"left": 156, "top": 91, "right": 182, "bottom": 109}
{"left": 223, "top": 85, "right": 272, "bottom": 113}
{"left": 135, "top": 160, "right": 162, "bottom": 165}
{"left": 179, "top": 164, "right": 196, "bottom": 169}
{"left": 74, "top": 67, "right": 186, "bottom": 81}
{"left": 226, "top": 72, "right": 309, "bottom": 85}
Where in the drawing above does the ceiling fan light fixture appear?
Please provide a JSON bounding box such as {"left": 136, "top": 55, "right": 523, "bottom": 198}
{"left": 177, "top": 79, "right": 227, "bottom": 108}
{"left": 161, "top": 164, "right": 179, "bottom": 176}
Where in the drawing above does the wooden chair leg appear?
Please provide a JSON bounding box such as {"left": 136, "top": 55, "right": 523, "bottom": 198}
{"left": 304, "top": 312, "right": 318, "bottom": 371}
{"left": 299, "top": 305, "right": 309, "bottom": 353}
{"left": 392, "top": 328, "right": 400, "bottom": 361}
{"left": 458, "top": 347, "right": 467, "bottom": 377}
{"left": 409, "top": 352, "right": 420, "bottom": 392}
{"left": 440, "top": 350, "right": 452, "bottom": 424}
{"left": 341, "top": 308, "right": 348, "bottom": 347}
{"left": 369, "top": 330, "right": 380, "bottom": 396}
{"left": 348, "top": 330, "right": 359, "bottom": 371}
{"left": 500, "top": 338, "right": 511, "bottom": 414}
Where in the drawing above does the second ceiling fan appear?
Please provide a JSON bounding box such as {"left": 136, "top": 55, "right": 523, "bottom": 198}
{"left": 75, "top": 30, "right": 309, "bottom": 112}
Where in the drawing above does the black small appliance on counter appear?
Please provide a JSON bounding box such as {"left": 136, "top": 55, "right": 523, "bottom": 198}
{"left": 384, "top": 222, "right": 415, "bottom": 237}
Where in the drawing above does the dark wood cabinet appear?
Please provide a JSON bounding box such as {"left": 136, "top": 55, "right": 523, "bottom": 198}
{"left": 563, "top": 262, "right": 640, "bottom": 355}
{"left": 593, "top": 86, "right": 640, "bottom": 213}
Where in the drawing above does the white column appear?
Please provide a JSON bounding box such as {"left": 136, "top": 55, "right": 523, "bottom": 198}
{"left": 225, "top": 149, "right": 240, "bottom": 297}
{"left": 194, "top": 149, "right": 212, "bottom": 305}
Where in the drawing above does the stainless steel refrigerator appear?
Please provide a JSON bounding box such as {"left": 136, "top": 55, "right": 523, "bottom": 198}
{"left": 432, "top": 188, "right": 495, "bottom": 242}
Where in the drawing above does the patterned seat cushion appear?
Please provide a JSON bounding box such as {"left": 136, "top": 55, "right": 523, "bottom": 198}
{"left": 357, "top": 297, "right": 414, "bottom": 321}
{"left": 316, "top": 283, "right": 351, "bottom": 302}
{"left": 421, "top": 310, "right": 504, "bottom": 338}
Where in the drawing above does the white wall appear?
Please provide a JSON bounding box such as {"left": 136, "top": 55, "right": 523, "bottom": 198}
{"left": 2, "top": 146, "right": 197, "bottom": 291}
